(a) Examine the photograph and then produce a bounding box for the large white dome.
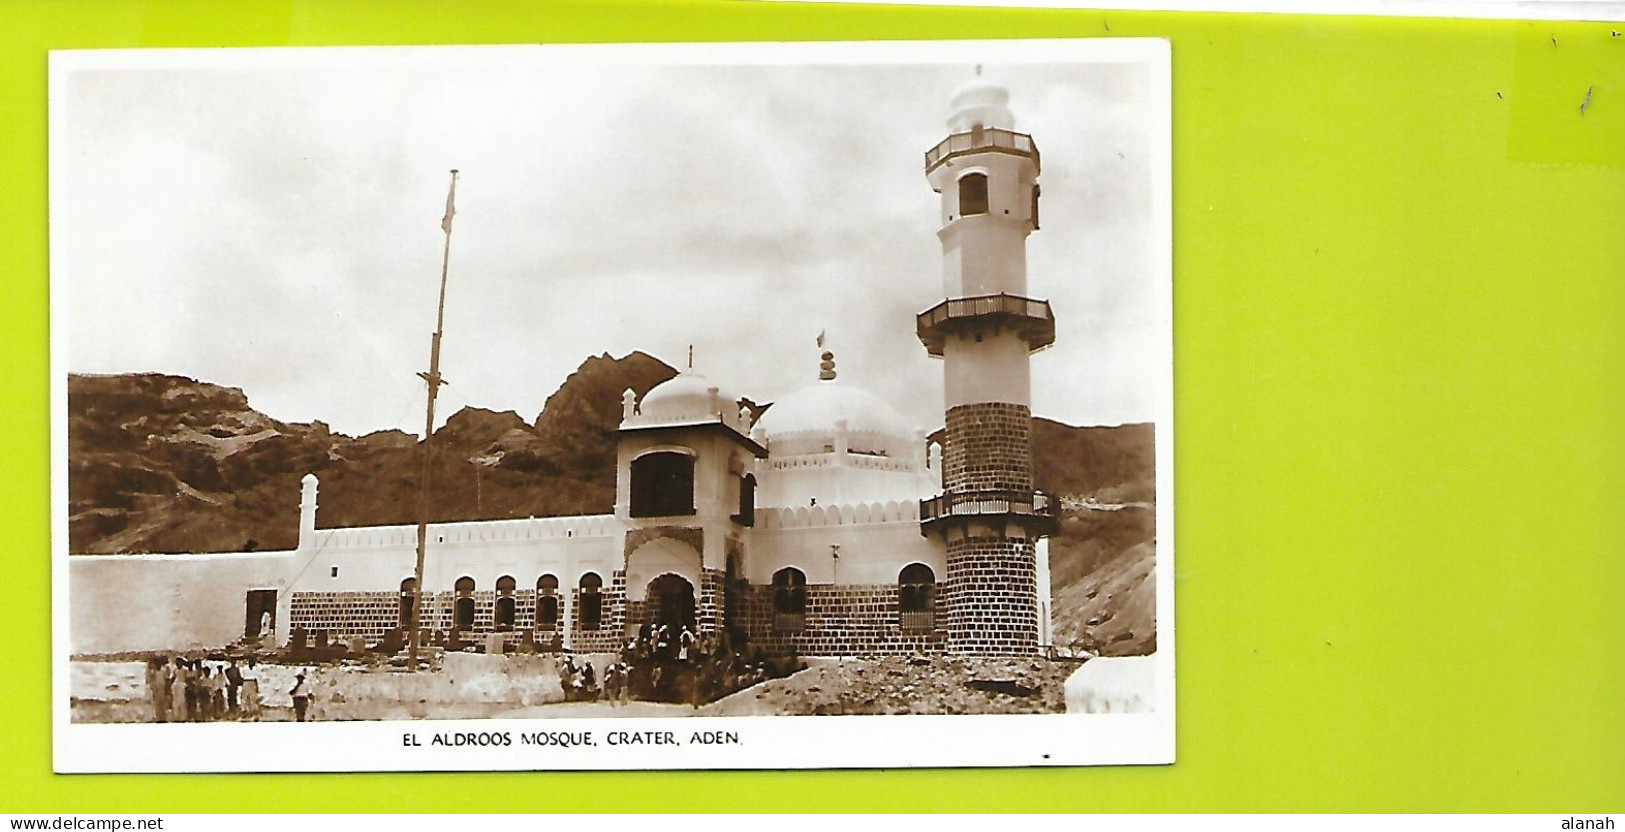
[756,379,917,457]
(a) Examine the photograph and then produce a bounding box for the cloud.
[57,49,1165,436]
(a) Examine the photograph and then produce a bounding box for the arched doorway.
[899,563,936,633]
[398,577,417,628]
[645,573,696,633]
[453,576,476,629]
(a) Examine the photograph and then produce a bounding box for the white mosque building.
[69,74,1063,659]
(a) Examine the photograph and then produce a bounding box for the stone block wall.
[288,590,399,643]
[699,569,723,635]
[567,570,627,653]
[291,587,570,648]
[732,583,946,657]
[943,534,1038,655]
[943,402,1033,493]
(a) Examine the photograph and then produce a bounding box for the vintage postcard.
[50,39,1173,772]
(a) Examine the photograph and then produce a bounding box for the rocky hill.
[66,352,678,555]
[1032,420,1157,657]
[66,362,1155,655]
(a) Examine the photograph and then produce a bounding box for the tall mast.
[408,168,459,670]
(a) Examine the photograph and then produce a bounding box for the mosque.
[70,74,1064,659]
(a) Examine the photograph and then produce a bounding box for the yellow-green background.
[3,0,1621,813]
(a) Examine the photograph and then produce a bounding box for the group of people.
[145,656,261,722]
[612,620,784,706]
[557,655,633,705]
[631,622,702,664]
[550,621,712,705]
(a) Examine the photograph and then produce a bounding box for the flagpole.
[408,169,458,671]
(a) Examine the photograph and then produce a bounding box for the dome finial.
[816,330,836,381]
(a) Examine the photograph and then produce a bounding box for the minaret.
[917,73,1056,655]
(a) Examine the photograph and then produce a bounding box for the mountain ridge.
[66,359,1156,653]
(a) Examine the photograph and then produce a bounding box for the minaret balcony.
[924,127,1041,175]
[919,489,1059,535]
[916,292,1056,356]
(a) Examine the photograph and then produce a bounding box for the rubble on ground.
[701,654,1081,716]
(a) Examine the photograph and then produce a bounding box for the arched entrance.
[645,573,696,633]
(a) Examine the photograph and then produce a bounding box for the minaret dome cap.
[948,73,1015,132]
[951,76,1009,111]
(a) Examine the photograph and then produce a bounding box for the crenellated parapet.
[755,499,921,530]
[308,513,617,551]
[763,452,920,474]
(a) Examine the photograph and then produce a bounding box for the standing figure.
[556,655,577,702]
[290,672,311,722]
[225,659,243,717]
[183,661,201,722]
[581,660,598,701]
[209,665,227,721]
[144,659,166,724]
[603,662,620,706]
[616,660,632,705]
[169,658,188,723]
[678,626,695,662]
[195,666,212,721]
[239,658,261,721]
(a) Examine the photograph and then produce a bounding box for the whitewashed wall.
[291,515,619,593]
[69,551,297,654]
[744,504,945,585]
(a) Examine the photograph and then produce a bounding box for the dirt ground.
[70,653,1086,722]
[701,654,1082,716]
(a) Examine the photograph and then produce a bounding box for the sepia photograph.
[51,39,1173,772]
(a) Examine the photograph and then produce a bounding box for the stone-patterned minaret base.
[941,402,1040,655]
[942,402,1033,493]
[944,533,1038,655]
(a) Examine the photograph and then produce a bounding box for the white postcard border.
[50,37,1175,773]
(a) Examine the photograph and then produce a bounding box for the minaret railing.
[919,489,1059,527]
[924,127,1041,174]
[916,292,1056,355]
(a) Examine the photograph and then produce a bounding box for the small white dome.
[636,371,735,424]
[951,76,1009,112]
[756,380,916,456]
[947,73,1015,132]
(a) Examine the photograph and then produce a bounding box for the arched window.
[899,563,936,633]
[630,451,696,517]
[454,576,476,630]
[772,567,807,632]
[734,473,756,526]
[494,575,516,631]
[399,577,417,627]
[536,573,559,628]
[578,572,603,631]
[958,172,989,217]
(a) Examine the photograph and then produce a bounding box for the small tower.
[298,473,319,549]
[917,73,1057,655]
[614,366,767,645]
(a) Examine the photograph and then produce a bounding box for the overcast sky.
[53,42,1167,437]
